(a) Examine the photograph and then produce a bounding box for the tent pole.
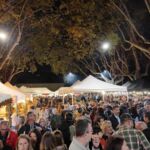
[72,94,73,105]
[63,95,64,104]
[8,101,12,127]
[127,92,129,101]
[15,97,18,116]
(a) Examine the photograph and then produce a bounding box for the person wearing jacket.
[18,112,41,135]
[0,120,18,150]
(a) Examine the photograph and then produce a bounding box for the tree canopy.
[0,0,149,83]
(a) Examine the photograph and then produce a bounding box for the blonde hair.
[16,134,33,150]
[100,120,112,133]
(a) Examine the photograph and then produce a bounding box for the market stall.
[72,75,127,101]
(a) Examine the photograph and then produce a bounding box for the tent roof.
[0,93,11,102]
[71,80,81,87]
[20,87,53,95]
[55,87,74,95]
[5,82,22,92]
[72,75,127,92]
[0,82,25,102]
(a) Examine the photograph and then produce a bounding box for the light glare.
[0,31,7,41]
[101,42,110,50]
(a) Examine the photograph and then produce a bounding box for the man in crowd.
[0,120,18,150]
[139,99,150,120]
[18,111,41,135]
[69,118,93,150]
[114,113,150,150]
[109,105,120,130]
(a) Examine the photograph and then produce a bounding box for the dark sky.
[12,65,64,84]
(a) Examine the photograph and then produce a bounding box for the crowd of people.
[0,95,150,150]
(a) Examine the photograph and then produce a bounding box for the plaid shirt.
[114,126,150,150]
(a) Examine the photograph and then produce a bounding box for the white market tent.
[71,80,81,87]
[0,82,25,102]
[20,86,54,96]
[72,75,127,92]
[5,82,22,92]
[55,87,74,96]
[0,93,11,102]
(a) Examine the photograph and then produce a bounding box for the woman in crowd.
[40,131,56,150]
[29,128,41,150]
[53,130,67,150]
[105,136,129,150]
[16,134,33,150]
[100,121,114,150]
[39,118,50,135]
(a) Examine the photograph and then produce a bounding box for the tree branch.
[112,0,150,44]
[0,23,22,70]
[144,0,150,14]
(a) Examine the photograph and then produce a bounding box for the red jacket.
[6,130,18,150]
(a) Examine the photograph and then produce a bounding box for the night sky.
[12,65,64,84]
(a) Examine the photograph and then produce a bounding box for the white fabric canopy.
[55,87,74,95]
[71,80,81,87]
[5,82,22,92]
[0,93,11,102]
[0,82,25,102]
[20,87,54,96]
[72,75,127,92]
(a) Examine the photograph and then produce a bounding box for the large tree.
[0,0,149,83]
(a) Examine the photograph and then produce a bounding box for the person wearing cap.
[114,113,150,150]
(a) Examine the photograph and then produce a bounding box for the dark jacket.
[18,122,40,135]
[143,128,150,143]
[109,114,120,130]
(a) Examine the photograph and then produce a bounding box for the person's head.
[40,131,56,150]
[75,118,92,145]
[16,134,33,150]
[29,128,41,143]
[144,111,150,123]
[39,118,46,127]
[53,130,65,146]
[144,100,150,111]
[112,106,120,116]
[120,113,133,128]
[92,125,103,148]
[26,112,36,124]
[66,112,74,124]
[101,120,113,135]
[105,136,129,150]
[20,116,25,125]
[0,121,9,135]
[135,121,147,131]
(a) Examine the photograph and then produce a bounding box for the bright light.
[0,31,7,41]
[102,91,105,95]
[68,72,74,77]
[64,72,77,85]
[101,42,111,51]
